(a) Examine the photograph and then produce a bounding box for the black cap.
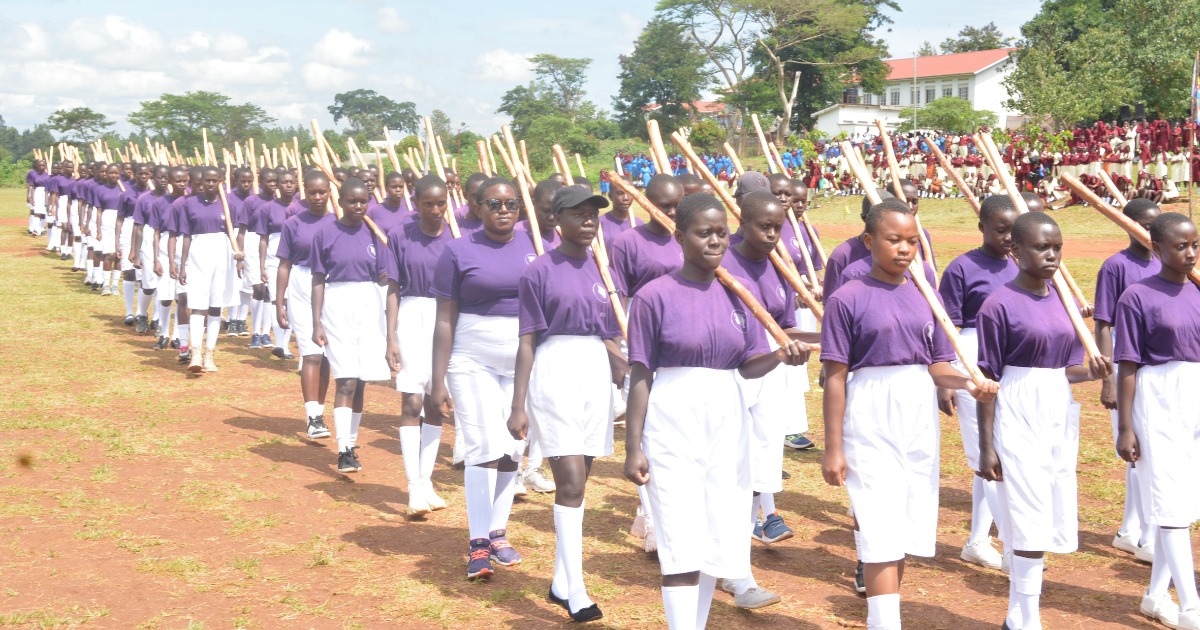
[734,171,770,197]
[552,185,610,214]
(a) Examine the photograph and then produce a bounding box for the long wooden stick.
[477,139,492,177]
[422,116,462,239]
[1097,169,1129,207]
[924,136,980,215]
[646,119,672,174]
[840,140,985,384]
[1063,174,1200,288]
[876,120,936,274]
[217,184,243,256]
[592,223,628,339]
[768,141,791,177]
[724,142,746,175]
[750,114,776,175]
[575,153,586,179]
[498,128,543,255]
[552,145,574,181]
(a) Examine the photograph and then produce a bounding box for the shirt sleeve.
[818,294,854,366]
[1112,292,1143,364]
[1093,260,1120,324]
[608,238,634,298]
[938,261,966,327]
[382,231,403,285]
[626,293,660,372]
[430,246,461,301]
[516,265,547,337]
[276,221,294,262]
[975,303,1005,379]
[309,228,328,275]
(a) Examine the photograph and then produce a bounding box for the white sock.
[333,407,352,452]
[551,515,569,599]
[464,465,497,540]
[760,492,776,516]
[1148,527,1172,598]
[249,300,262,334]
[661,585,698,630]
[750,493,762,524]
[984,478,1008,546]
[399,425,421,485]
[275,324,292,348]
[695,573,717,629]
[205,315,220,349]
[237,294,251,319]
[1121,464,1144,542]
[73,242,84,267]
[260,300,274,336]
[1161,527,1200,609]
[489,470,517,533]
[188,314,205,351]
[969,475,995,545]
[452,423,465,464]
[1011,555,1044,629]
[349,412,362,447]
[304,401,323,419]
[526,434,544,472]
[553,504,594,614]
[1005,573,1024,628]
[137,291,152,318]
[637,484,653,521]
[854,529,864,561]
[419,423,442,483]
[155,303,170,334]
[123,281,136,316]
[866,593,901,630]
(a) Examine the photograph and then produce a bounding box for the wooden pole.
[501,126,543,255]
[750,114,775,174]
[422,116,462,239]
[592,223,628,339]
[477,139,491,176]
[575,153,587,179]
[552,145,573,180]
[486,140,498,180]
[840,140,985,384]
[646,119,672,174]
[768,142,791,176]
[201,129,210,165]
[924,135,980,215]
[1097,169,1130,207]
[217,184,243,256]
[876,120,936,274]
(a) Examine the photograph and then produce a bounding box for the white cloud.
[62,16,166,66]
[474,49,533,83]
[302,62,355,92]
[0,23,49,60]
[378,7,409,34]
[309,29,372,68]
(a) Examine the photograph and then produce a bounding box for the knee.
[555,477,586,505]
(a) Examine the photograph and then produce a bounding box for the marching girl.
[600,174,635,249]
[383,174,454,517]
[936,195,1019,571]
[115,164,153,325]
[129,165,171,335]
[367,171,416,235]
[457,173,486,235]
[150,167,189,351]
[822,198,998,630]
[178,166,241,374]
[275,170,335,440]
[240,169,277,349]
[623,192,808,630]
[310,178,390,474]
[507,186,624,623]
[93,163,125,297]
[224,168,255,337]
[429,176,538,580]
[167,167,208,363]
[1094,198,1161,561]
[1114,212,1200,630]
[256,169,299,356]
[26,158,48,237]
[976,212,1111,630]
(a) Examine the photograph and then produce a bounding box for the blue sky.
[0,0,1043,138]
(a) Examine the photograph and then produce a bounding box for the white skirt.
[843,365,940,563]
[528,335,614,458]
[119,219,136,272]
[394,296,437,394]
[783,306,816,434]
[994,366,1080,553]
[286,265,322,357]
[643,367,752,578]
[99,208,118,254]
[31,187,46,216]
[68,200,79,228]
[185,233,236,310]
[242,232,262,292]
[448,314,524,466]
[320,281,390,381]
[740,338,792,494]
[1132,361,1200,527]
[951,328,983,468]
[56,196,69,224]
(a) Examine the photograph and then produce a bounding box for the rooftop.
[885,48,1016,81]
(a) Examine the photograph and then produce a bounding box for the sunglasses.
[484,198,523,213]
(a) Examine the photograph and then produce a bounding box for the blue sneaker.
[756,514,794,544]
[488,529,522,566]
[248,334,263,349]
[785,434,816,450]
[751,518,765,541]
[467,538,493,580]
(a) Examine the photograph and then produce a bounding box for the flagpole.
[1190,50,1197,218]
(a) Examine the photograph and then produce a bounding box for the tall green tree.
[328,89,419,141]
[528,54,593,123]
[939,22,1013,54]
[917,41,938,57]
[613,18,709,136]
[46,107,114,144]
[896,97,998,133]
[496,84,560,138]
[128,91,274,151]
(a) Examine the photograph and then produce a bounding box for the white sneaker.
[630,508,646,539]
[643,515,658,553]
[424,481,446,511]
[524,468,556,493]
[1135,543,1156,564]
[99,285,112,296]
[406,483,430,517]
[1140,590,1180,628]
[1180,608,1200,630]
[961,539,1004,570]
[733,587,781,609]
[1113,532,1141,555]
[513,476,528,498]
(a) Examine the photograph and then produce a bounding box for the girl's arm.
[928,362,999,402]
[384,281,401,372]
[822,361,849,486]
[428,298,459,422]
[507,333,538,440]
[310,271,327,347]
[178,234,191,286]
[604,337,628,387]
[738,340,811,380]
[275,258,292,329]
[258,234,269,285]
[1115,360,1140,463]
[623,362,654,486]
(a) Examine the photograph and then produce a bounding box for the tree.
[429,109,453,138]
[896,97,998,133]
[328,89,419,140]
[940,22,1013,54]
[128,91,274,151]
[497,84,561,138]
[688,119,726,151]
[917,41,938,57]
[613,18,709,136]
[528,54,593,123]
[46,107,113,144]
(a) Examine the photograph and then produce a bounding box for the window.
[863,93,873,106]
[943,87,953,98]
[926,88,936,104]
[911,88,918,104]
[959,86,969,100]
[891,91,900,106]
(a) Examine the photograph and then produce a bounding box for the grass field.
[0,185,1187,629]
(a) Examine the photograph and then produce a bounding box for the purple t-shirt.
[180,195,228,236]
[721,247,797,329]
[132,192,162,227]
[600,211,635,249]
[80,180,99,207]
[432,230,539,317]
[609,224,682,298]
[367,201,416,235]
[1094,248,1161,325]
[226,189,251,226]
[240,192,274,230]
[976,282,1085,378]
[517,220,560,250]
[119,187,149,218]
[939,249,1019,328]
[823,235,870,298]
[1113,276,1200,365]
[276,211,335,267]
[780,219,824,273]
[821,275,955,371]
[255,198,293,236]
[309,220,384,284]
[148,194,178,233]
[518,250,620,339]
[382,221,452,298]
[457,215,484,235]
[628,271,769,371]
[44,174,60,196]
[93,183,123,211]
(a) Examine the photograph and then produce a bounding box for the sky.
[0,0,1045,138]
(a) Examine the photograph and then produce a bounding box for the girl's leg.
[549,455,597,615]
[399,393,429,515]
[864,560,904,630]
[300,355,330,438]
[1008,551,1045,630]
[349,379,365,449]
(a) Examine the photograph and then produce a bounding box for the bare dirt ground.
[0,191,1188,629]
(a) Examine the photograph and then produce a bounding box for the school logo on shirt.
[368,244,377,259]
[923,321,935,353]
[776,286,787,302]
[791,237,800,249]
[592,282,609,303]
[525,253,537,265]
[730,308,748,332]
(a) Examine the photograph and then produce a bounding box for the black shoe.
[59,253,69,260]
[570,604,603,623]
[272,347,294,360]
[150,320,160,334]
[220,321,229,334]
[170,339,180,349]
[153,336,169,350]
[178,350,191,364]
[337,449,361,473]
[91,283,100,291]
[135,315,149,334]
[855,560,866,595]
[124,315,135,326]
[547,589,569,611]
[306,415,331,439]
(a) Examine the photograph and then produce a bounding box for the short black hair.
[979,195,1018,224]
[1011,211,1059,245]
[303,169,329,185]
[413,174,446,199]
[1021,191,1045,213]
[464,172,487,191]
[646,174,680,198]
[573,176,592,191]
[862,189,896,219]
[677,172,703,192]
[886,179,917,199]
[1149,212,1194,243]
[534,179,563,203]
[675,192,724,233]
[864,198,913,234]
[767,173,791,188]
[339,177,368,198]
[475,176,515,204]
[738,191,782,223]
[1124,198,1160,222]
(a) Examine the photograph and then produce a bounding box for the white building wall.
[814,105,904,137]
[972,61,1023,127]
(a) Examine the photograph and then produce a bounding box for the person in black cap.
[508,185,624,623]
